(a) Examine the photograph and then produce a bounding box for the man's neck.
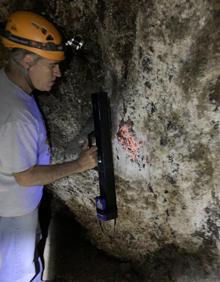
[5,65,33,95]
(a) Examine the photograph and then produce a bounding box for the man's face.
[28,57,62,91]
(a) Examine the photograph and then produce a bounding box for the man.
[0,11,97,282]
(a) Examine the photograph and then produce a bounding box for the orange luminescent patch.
[117,120,141,161]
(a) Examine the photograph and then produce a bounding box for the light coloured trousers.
[0,208,42,282]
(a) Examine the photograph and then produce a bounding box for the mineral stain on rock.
[116,118,143,162]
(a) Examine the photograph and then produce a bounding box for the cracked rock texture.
[1,0,220,281]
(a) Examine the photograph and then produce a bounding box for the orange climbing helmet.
[1,11,65,60]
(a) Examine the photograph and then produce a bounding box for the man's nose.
[54,65,61,77]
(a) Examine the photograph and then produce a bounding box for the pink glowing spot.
[116,119,140,161]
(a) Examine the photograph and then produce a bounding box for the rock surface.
[1,0,220,280]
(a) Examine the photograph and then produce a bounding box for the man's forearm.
[13,146,97,187]
[14,161,82,187]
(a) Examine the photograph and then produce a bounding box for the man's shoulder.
[0,70,41,128]
[0,99,38,132]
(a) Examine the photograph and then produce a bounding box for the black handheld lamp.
[90,92,118,221]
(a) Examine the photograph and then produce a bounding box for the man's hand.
[76,146,98,173]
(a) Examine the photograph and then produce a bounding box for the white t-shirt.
[0,69,51,216]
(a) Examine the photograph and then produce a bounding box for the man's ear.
[20,54,35,70]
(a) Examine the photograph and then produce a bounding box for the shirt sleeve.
[0,120,39,173]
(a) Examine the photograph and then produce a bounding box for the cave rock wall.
[1,0,220,280]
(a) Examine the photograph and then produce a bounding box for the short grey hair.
[8,48,40,67]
